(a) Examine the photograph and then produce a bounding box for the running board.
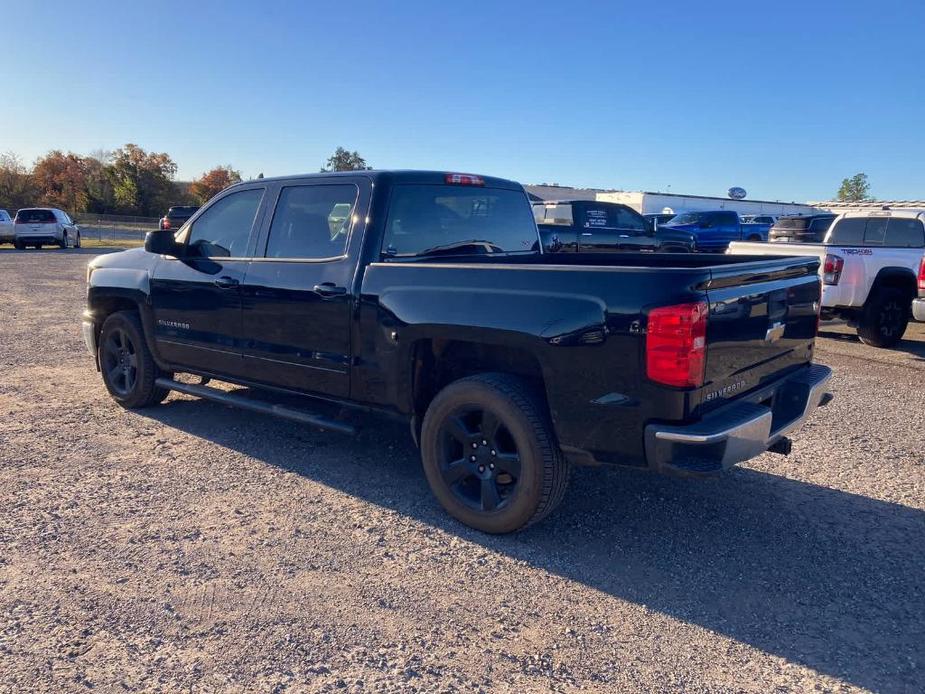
[155,378,356,435]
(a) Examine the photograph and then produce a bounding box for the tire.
[420,373,570,533]
[59,233,68,249]
[98,311,170,408]
[13,241,24,250]
[857,287,910,348]
[35,244,42,250]
[747,234,762,242]
[75,232,81,248]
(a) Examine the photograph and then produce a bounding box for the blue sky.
[2,0,923,201]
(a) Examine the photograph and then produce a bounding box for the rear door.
[149,185,267,377]
[700,257,821,411]
[239,177,370,398]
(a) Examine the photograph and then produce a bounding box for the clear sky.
[2,0,923,202]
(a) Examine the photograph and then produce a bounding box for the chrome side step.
[155,378,356,435]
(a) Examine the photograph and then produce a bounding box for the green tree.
[837,173,872,202]
[83,151,116,214]
[107,144,179,216]
[321,147,370,172]
[0,152,38,211]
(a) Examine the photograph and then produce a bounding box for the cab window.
[264,184,358,259]
[884,218,925,247]
[185,188,264,258]
[827,218,865,244]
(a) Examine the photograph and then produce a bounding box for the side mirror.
[145,229,182,256]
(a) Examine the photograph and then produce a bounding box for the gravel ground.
[0,247,923,693]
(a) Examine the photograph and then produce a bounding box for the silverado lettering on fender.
[82,170,833,533]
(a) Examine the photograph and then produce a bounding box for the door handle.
[313,283,347,297]
[213,276,239,289]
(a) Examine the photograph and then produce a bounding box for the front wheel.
[75,232,81,248]
[13,240,24,250]
[857,288,909,348]
[59,233,68,249]
[99,311,170,408]
[420,373,570,533]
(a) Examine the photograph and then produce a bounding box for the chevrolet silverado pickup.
[731,209,925,348]
[82,170,832,533]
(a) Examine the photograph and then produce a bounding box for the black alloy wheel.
[437,406,522,513]
[101,326,139,397]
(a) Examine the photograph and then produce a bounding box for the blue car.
[661,210,771,252]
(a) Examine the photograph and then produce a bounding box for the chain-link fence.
[73,212,160,245]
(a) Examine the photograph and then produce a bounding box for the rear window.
[534,203,574,226]
[383,185,539,257]
[827,216,925,247]
[773,217,810,230]
[15,209,56,223]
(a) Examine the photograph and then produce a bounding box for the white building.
[595,191,818,217]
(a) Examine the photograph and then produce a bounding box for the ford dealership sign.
[727,186,747,200]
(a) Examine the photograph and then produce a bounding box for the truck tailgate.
[700,256,821,412]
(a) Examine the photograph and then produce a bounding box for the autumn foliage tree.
[190,165,242,204]
[0,152,38,211]
[32,151,89,212]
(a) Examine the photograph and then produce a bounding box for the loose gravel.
[0,247,923,693]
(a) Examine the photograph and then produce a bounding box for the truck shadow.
[818,328,925,360]
[142,395,923,691]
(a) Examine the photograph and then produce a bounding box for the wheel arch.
[867,266,917,305]
[408,338,548,440]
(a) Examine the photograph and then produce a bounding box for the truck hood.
[89,246,158,272]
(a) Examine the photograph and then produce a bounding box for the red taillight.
[444,173,484,186]
[917,256,925,291]
[823,253,844,285]
[646,301,708,388]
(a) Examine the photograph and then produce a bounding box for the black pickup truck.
[533,200,696,253]
[83,170,832,533]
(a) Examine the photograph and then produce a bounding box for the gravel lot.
[1,248,923,693]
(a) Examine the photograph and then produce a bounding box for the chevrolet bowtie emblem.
[765,321,785,343]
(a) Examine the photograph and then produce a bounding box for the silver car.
[13,208,81,249]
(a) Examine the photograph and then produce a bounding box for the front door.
[150,186,266,377]
[239,180,366,398]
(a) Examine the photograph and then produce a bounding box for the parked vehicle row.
[0,208,83,249]
[82,170,832,534]
[730,209,925,347]
[533,200,695,253]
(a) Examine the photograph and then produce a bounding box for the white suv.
[729,209,925,347]
[13,208,81,250]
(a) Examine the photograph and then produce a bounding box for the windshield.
[666,212,702,225]
[383,185,539,257]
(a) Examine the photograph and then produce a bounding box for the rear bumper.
[16,234,60,244]
[912,298,925,322]
[644,364,833,476]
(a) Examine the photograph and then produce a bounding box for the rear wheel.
[13,240,24,250]
[420,373,570,533]
[747,234,762,242]
[857,287,909,348]
[99,311,170,408]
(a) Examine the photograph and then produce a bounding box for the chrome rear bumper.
[912,298,925,322]
[645,364,833,476]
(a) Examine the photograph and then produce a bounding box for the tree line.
[0,144,243,218]
[0,145,372,218]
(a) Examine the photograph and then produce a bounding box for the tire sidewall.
[99,312,152,406]
[421,377,547,533]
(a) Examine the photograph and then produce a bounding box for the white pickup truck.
[730,209,925,348]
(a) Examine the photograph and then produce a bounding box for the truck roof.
[837,209,925,221]
[231,170,524,191]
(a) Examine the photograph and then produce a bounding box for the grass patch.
[80,238,144,249]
